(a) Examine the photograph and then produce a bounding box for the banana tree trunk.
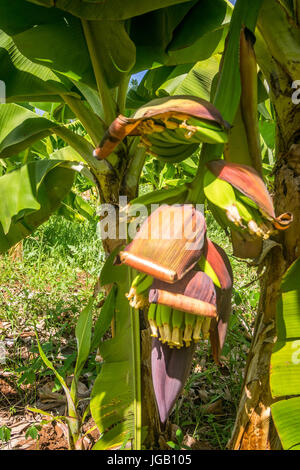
[229,0,300,449]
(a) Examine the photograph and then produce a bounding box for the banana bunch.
[204,160,293,241]
[93,95,230,163]
[140,114,228,163]
[148,304,212,348]
[126,273,153,309]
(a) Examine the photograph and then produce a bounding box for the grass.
[0,215,103,407]
[0,210,260,450]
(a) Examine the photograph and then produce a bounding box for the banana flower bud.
[120,204,206,283]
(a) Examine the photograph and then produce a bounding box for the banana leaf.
[0,160,79,253]
[131,0,230,72]
[0,103,55,158]
[0,103,98,172]
[270,258,300,450]
[0,30,74,103]
[57,190,96,223]
[90,268,141,450]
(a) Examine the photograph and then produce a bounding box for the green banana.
[171,309,185,348]
[201,317,211,340]
[126,274,153,308]
[132,272,148,287]
[183,312,196,347]
[160,305,172,344]
[135,275,154,294]
[198,255,221,288]
[204,167,275,240]
[156,304,166,344]
[148,303,158,338]
[192,317,204,342]
[148,303,215,350]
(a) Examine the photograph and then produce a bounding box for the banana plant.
[0,0,296,451]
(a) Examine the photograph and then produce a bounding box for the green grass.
[0,215,103,401]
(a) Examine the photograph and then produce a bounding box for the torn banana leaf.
[94,95,230,161]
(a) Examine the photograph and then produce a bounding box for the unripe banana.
[160,305,172,344]
[148,303,158,337]
[201,316,211,340]
[126,274,153,308]
[135,275,153,294]
[192,316,204,342]
[156,304,166,343]
[171,309,185,348]
[183,312,196,347]
[198,255,221,288]
[132,272,148,288]
[235,198,269,239]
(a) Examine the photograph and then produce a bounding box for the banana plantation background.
[0,0,300,451]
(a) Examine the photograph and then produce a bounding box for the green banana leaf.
[164,55,220,100]
[270,258,300,450]
[213,0,263,122]
[0,103,98,172]
[35,330,77,423]
[166,0,227,51]
[127,55,220,111]
[126,66,177,110]
[74,297,94,379]
[131,3,229,73]
[0,103,55,158]
[0,30,74,103]
[0,159,78,253]
[90,267,141,450]
[57,190,96,223]
[90,286,117,353]
[0,0,229,90]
